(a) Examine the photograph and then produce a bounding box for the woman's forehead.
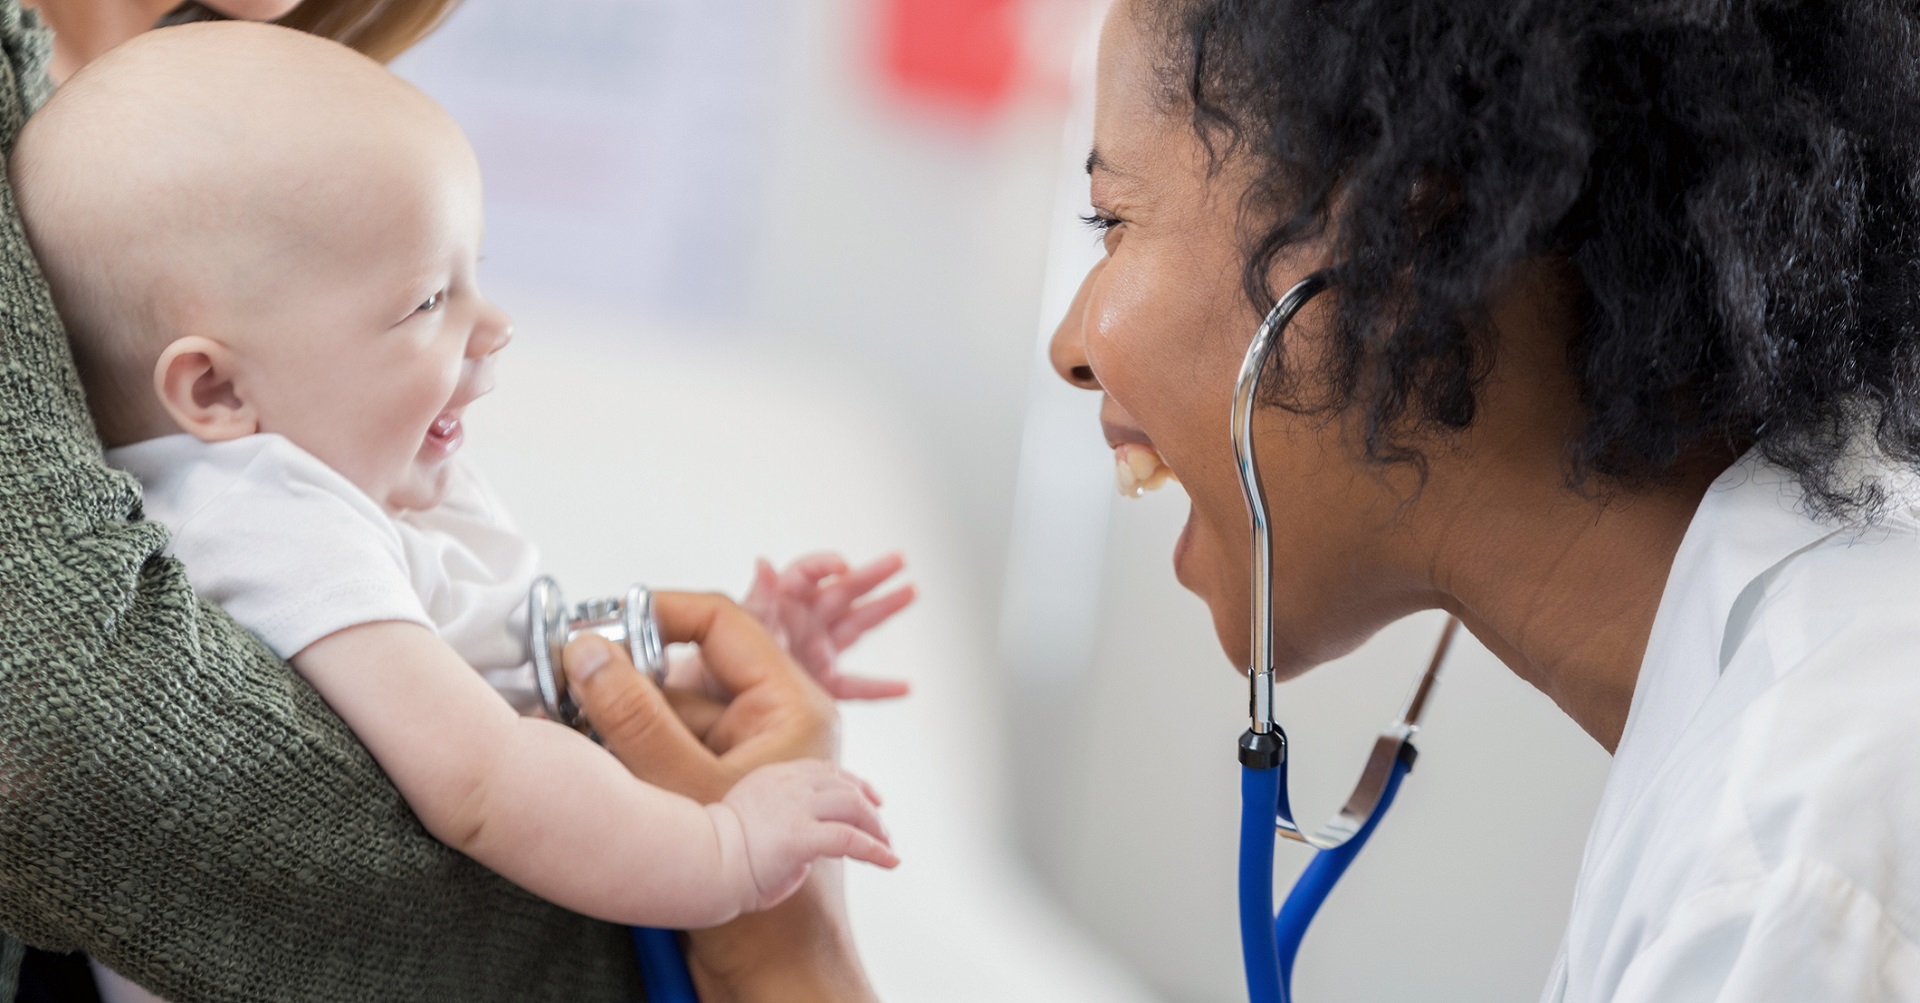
[1093,0,1164,143]
[1090,1,1219,194]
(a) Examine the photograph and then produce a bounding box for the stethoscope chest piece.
[526,576,667,731]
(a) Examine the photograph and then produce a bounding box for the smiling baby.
[9,18,907,997]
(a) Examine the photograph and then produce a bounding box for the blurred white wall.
[397,2,1616,1001]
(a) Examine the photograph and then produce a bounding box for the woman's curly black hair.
[1153,0,1920,514]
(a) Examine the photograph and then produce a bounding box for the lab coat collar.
[1547,446,1920,1003]
[1655,445,1920,680]
[1662,455,1840,676]
[1586,449,1895,881]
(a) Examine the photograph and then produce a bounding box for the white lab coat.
[1543,453,1920,1002]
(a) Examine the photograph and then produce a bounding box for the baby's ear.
[153,336,257,442]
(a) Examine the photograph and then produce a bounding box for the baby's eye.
[415,291,445,314]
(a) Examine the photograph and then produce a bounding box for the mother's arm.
[566,593,881,1003]
[0,6,637,1001]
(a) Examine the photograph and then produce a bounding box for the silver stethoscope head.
[527,577,668,732]
[1231,271,1459,849]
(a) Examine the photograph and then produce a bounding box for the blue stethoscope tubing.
[1239,738,1417,1003]
[631,926,697,1001]
[1232,272,1459,1003]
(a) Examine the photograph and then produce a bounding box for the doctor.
[569,0,1920,997]
[1040,0,1920,999]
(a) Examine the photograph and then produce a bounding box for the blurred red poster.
[879,0,1022,113]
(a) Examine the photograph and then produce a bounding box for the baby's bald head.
[11,21,477,444]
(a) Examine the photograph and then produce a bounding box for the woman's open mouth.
[1114,441,1178,497]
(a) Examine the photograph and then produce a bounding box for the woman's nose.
[468,301,513,359]
[1049,260,1103,391]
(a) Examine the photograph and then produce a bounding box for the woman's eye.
[415,291,444,314]
[1080,212,1119,234]
[1080,212,1123,253]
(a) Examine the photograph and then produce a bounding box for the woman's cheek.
[1084,252,1157,375]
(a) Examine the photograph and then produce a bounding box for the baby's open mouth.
[426,411,463,451]
[1114,442,1177,498]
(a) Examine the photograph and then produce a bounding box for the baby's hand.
[715,760,898,912]
[740,552,915,700]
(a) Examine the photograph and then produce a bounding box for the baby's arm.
[293,621,897,928]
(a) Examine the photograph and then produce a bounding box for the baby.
[9,17,911,991]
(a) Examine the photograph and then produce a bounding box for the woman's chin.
[1211,613,1252,674]
[1159,507,1190,576]
[1173,519,1223,619]
[1175,513,1253,670]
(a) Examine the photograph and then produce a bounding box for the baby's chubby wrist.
[703,802,764,920]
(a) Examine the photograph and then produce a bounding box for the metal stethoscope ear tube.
[525,577,668,732]
[1233,272,1461,1003]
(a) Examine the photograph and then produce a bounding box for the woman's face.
[1050,0,1427,676]
[199,1,305,19]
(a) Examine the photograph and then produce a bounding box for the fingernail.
[571,638,610,680]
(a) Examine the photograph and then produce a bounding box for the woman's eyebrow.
[1086,147,1133,177]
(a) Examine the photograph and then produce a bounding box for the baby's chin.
[384,461,454,513]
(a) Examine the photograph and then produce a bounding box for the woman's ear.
[153,336,258,442]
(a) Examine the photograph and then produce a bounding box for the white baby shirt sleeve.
[392,459,541,673]
[108,434,433,659]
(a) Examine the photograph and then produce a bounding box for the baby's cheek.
[396,369,457,429]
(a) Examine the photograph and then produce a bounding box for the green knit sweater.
[0,7,640,1000]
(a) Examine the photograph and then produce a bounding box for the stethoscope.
[1234,271,1459,1003]
[519,271,1459,1003]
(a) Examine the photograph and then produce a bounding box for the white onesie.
[105,432,548,712]
[93,433,550,1003]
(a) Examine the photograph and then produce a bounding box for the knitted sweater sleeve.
[0,7,638,1001]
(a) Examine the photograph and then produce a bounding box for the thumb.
[741,558,779,625]
[565,634,735,803]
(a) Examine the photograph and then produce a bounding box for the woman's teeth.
[1114,442,1177,498]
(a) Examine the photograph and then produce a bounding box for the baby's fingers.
[778,552,851,594]
[816,554,908,614]
[740,558,781,624]
[805,822,900,870]
[827,584,917,649]
[842,769,885,806]
[824,674,912,701]
[812,778,890,845]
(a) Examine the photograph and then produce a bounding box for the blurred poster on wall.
[871,0,1087,122]
[877,0,1021,113]
[394,0,782,322]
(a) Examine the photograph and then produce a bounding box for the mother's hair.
[166,0,460,63]
[1151,0,1920,514]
